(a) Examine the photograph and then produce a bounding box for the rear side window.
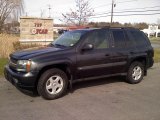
[129,30,148,46]
[125,30,136,47]
[112,30,126,48]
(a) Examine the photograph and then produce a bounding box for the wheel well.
[131,57,146,67]
[35,64,72,87]
[129,57,147,75]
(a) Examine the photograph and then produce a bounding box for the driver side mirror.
[82,43,94,51]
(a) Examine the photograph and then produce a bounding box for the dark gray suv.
[4,27,154,100]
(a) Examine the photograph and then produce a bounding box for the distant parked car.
[58,29,68,35]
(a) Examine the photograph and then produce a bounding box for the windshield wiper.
[48,43,55,47]
[54,44,67,48]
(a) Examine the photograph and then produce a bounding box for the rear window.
[128,30,148,46]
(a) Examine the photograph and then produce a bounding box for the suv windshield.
[52,30,86,47]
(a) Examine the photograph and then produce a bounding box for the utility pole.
[41,9,44,18]
[25,12,28,17]
[111,0,116,25]
[48,5,51,18]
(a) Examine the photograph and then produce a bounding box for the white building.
[142,25,159,38]
[156,29,160,37]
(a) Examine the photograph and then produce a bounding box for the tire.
[37,68,68,100]
[126,62,144,84]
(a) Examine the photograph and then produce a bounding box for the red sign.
[31,23,48,34]
[36,29,48,34]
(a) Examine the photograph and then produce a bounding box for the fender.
[36,58,75,76]
[126,52,147,72]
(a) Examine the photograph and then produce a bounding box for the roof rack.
[101,26,110,29]
[100,26,140,30]
[121,27,136,29]
[110,27,135,29]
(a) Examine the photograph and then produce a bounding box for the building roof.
[20,17,53,20]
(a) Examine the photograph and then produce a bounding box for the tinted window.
[112,30,126,48]
[85,30,109,49]
[125,30,136,47]
[53,30,86,47]
[129,30,148,46]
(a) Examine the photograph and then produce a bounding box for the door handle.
[105,54,110,56]
[116,52,123,55]
[130,51,136,54]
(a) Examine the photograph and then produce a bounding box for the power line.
[93,0,159,23]
[55,12,160,21]
[116,5,160,11]
[56,10,160,22]
[106,9,160,15]
[93,9,160,17]
[55,7,160,22]
[113,12,160,16]
[110,0,137,25]
[94,5,160,15]
[115,9,160,13]
[89,12,160,19]
[94,0,138,9]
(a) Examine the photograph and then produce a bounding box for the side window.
[129,30,148,46]
[125,30,136,47]
[112,30,126,48]
[85,30,109,49]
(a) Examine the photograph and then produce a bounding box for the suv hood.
[11,46,63,60]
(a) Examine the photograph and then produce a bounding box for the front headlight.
[17,60,32,72]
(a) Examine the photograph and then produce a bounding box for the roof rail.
[101,26,139,30]
[109,27,137,29]
[121,27,135,29]
[101,26,110,29]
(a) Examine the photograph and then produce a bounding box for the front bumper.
[147,57,154,68]
[4,65,38,90]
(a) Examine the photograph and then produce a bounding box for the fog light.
[13,78,18,84]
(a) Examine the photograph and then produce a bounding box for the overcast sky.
[24,0,160,24]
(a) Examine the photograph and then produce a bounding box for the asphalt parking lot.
[0,63,160,120]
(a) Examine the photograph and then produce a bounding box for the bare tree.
[0,0,24,33]
[61,0,94,26]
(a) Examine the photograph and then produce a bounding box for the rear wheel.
[126,62,144,84]
[37,68,68,100]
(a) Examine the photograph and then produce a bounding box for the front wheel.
[37,68,68,100]
[126,62,144,84]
